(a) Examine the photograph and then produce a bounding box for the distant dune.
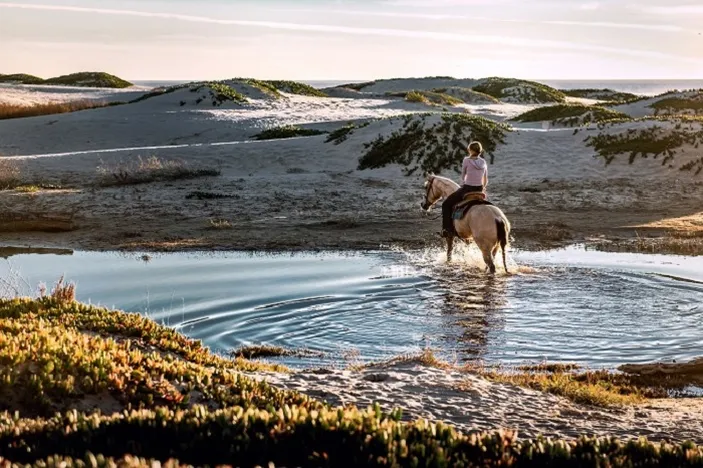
[0,71,133,89]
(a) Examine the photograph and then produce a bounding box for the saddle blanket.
[452,193,493,220]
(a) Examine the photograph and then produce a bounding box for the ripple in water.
[1,245,702,369]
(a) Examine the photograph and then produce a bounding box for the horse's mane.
[428,174,459,188]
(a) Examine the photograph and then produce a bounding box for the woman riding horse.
[441,141,487,238]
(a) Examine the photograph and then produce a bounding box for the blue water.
[2,246,702,369]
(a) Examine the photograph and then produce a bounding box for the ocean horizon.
[131,79,703,96]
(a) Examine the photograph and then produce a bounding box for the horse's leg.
[446,236,454,263]
[478,240,496,274]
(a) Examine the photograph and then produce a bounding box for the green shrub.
[432,87,500,104]
[512,104,631,126]
[472,77,566,103]
[0,73,45,85]
[357,113,511,175]
[44,72,133,89]
[325,121,371,144]
[562,88,640,102]
[389,90,463,106]
[264,80,328,97]
[651,95,703,115]
[252,125,326,140]
[585,122,703,166]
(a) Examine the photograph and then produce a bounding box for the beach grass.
[0,158,21,190]
[0,71,132,88]
[0,100,121,120]
[388,90,464,106]
[0,73,45,85]
[96,156,221,186]
[651,95,703,115]
[325,121,371,144]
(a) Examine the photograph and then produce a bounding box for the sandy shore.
[246,361,703,443]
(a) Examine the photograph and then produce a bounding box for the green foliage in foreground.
[472,77,566,103]
[512,104,631,126]
[2,299,703,466]
[3,403,703,466]
[562,88,640,102]
[0,73,45,85]
[358,113,511,175]
[252,125,326,140]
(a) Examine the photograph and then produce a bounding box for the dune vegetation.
[650,93,703,115]
[252,125,326,140]
[585,118,703,167]
[387,90,463,106]
[512,103,631,126]
[356,113,511,175]
[1,293,703,466]
[562,88,640,102]
[0,73,45,85]
[472,77,566,104]
[432,87,500,104]
[0,72,133,88]
[96,156,221,186]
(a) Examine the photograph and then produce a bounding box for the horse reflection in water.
[427,255,510,363]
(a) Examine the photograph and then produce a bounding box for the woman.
[441,141,488,238]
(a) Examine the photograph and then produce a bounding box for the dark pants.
[442,185,483,233]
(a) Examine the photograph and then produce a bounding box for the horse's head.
[420,174,442,211]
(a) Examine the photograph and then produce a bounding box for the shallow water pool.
[1,245,702,369]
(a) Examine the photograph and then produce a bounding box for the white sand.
[0,83,150,106]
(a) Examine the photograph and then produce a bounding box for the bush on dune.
[1,296,703,466]
[562,88,640,102]
[472,77,566,104]
[585,117,703,168]
[512,104,631,126]
[357,113,511,175]
[389,90,464,106]
[44,72,133,89]
[0,73,45,85]
[0,159,21,190]
[650,94,703,115]
[252,125,326,140]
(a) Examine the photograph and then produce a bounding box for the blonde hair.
[468,141,483,156]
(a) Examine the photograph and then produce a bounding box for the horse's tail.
[495,218,508,273]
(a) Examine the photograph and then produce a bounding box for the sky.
[0,0,702,81]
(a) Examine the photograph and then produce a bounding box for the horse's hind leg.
[446,236,454,263]
[480,242,496,274]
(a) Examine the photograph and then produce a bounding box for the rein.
[423,177,444,220]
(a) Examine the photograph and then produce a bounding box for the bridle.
[422,177,443,219]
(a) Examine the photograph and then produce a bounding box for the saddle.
[452,192,493,220]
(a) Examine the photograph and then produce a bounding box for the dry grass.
[595,230,703,256]
[0,159,20,190]
[357,349,690,408]
[208,218,232,230]
[37,275,76,304]
[96,156,221,186]
[0,100,118,120]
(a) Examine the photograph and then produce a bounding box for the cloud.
[0,2,696,63]
[579,2,601,10]
[640,4,703,15]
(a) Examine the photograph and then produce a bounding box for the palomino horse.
[420,174,511,274]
